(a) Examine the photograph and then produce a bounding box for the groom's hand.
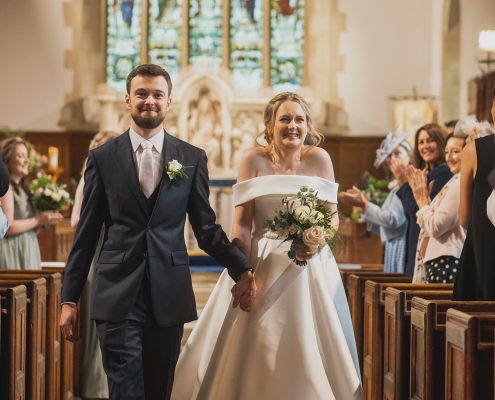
[60,303,79,342]
[232,269,256,312]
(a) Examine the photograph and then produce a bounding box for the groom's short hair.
[126,64,173,96]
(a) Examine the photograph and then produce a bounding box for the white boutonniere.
[166,159,189,181]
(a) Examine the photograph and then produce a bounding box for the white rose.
[287,196,302,209]
[168,160,182,172]
[309,211,325,224]
[36,188,44,196]
[51,193,62,202]
[294,205,311,222]
[62,190,70,199]
[44,188,53,196]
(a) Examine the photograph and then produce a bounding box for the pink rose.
[302,226,326,250]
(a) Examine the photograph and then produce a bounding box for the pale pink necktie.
[139,141,155,198]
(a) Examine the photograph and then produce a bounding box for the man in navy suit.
[59,64,256,399]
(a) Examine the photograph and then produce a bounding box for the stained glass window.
[106,1,306,92]
[148,0,183,82]
[230,1,264,91]
[106,0,143,91]
[270,0,305,90]
[188,0,223,66]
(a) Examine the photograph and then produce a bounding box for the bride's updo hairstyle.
[259,92,324,154]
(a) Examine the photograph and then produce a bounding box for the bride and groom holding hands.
[60,64,363,400]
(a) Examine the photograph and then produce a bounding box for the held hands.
[231,269,257,312]
[37,211,63,227]
[405,165,430,208]
[59,303,78,342]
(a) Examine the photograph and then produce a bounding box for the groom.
[59,64,256,399]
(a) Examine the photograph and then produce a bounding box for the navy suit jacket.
[62,131,250,327]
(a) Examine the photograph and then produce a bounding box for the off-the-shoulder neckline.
[234,174,336,186]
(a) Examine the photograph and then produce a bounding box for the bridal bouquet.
[29,171,72,211]
[264,186,339,266]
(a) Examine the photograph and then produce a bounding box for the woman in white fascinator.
[339,128,412,273]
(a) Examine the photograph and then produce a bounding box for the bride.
[172,92,363,400]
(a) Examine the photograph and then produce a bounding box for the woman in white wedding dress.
[172,92,363,400]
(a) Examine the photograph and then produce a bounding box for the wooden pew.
[0,284,27,400]
[339,263,383,295]
[0,277,47,400]
[445,309,495,400]
[42,266,77,400]
[346,273,410,370]
[382,286,453,400]
[410,298,495,400]
[362,281,450,400]
[0,271,62,400]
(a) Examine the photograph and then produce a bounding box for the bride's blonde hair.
[258,92,324,155]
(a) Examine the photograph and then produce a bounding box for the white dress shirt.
[129,128,164,192]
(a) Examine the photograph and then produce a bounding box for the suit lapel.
[149,132,178,220]
[111,131,148,216]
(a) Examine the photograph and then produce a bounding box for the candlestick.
[48,147,59,170]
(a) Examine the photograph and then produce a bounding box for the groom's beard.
[131,111,166,129]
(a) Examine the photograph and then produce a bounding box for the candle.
[48,147,59,170]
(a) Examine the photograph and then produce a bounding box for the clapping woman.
[339,129,412,273]
[392,123,452,277]
[407,134,467,283]
[0,137,63,269]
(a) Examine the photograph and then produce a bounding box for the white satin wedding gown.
[172,175,363,400]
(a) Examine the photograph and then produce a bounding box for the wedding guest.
[407,134,467,283]
[0,158,9,237]
[444,119,458,135]
[172,92,363,399]
[454,88,495,300]
[71,130,119,400]
[392,123,452,277]
[453,116,494,142]
[0,137,63,269]
[339,129,411,273]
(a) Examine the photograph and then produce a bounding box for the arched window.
[106,0,305,92]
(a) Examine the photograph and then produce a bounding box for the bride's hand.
[231,270,257,312]
[295,246,318,261]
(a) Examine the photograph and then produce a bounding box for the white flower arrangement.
[29,171,72,211]
[165,159,189,181]
[264,186,339,266]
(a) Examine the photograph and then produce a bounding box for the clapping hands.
[338,186,369,209]
[389,157,407,185]
[405,165,431,208]
[231,269,257,312]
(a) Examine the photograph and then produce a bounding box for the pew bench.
[0,270,63,400]
[0,284,27,400]
[362,281,452,400]
[445,309,495,400]
[382,286,453,400]
[410,298,495,400]
[0,277,47,400]
[346,273,409,370]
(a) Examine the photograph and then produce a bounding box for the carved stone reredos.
[95,63,321,179]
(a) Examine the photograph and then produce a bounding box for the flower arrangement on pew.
[29,171,72,212]
[264,186,339,266]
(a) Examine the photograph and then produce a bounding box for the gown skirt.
[172,175,363,400]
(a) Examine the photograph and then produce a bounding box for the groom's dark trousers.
[61,131,251,400]
[96,264,183,400]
